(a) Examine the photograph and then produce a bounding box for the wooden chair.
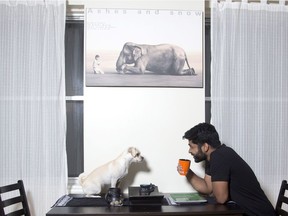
[0,180,31,216]
[275,180,288,216]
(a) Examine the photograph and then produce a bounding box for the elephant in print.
[116,42,196,75]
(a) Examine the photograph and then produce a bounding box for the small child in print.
[93,54,104,74]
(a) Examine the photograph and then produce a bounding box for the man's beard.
[193,148,207,163]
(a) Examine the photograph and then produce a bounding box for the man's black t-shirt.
[205,144,276,216]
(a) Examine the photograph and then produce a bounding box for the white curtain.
[211,0,288,205]
[0,1,67,215]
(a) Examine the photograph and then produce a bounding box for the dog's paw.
[110,200,123,206]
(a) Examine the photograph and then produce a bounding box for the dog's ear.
[128,147,140,157]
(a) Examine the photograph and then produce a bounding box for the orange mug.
[178,159,191,176]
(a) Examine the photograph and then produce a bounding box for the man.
[178,122,276,216]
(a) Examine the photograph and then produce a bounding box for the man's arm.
[212,181,229,204]
[185,169,213,195]
[186,170,229,203]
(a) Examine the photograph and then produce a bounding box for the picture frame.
[85,8,203,88]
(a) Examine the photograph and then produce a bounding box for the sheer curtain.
[211,0,288,205]
[0,1,67,215]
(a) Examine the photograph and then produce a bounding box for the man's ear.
[202,143,210,152]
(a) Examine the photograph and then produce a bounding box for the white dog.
[78,147,144,196]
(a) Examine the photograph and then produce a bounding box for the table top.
[47,202,244,216]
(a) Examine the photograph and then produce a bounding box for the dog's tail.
[78,173,87,186]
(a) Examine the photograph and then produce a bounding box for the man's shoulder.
[218,144,234,151]
[213,144,238,158]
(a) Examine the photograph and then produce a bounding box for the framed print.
[85,8,203,88]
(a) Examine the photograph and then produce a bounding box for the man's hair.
[183,123,221,148]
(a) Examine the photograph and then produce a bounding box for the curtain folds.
[211,0,288,205]
[0,1,67,215]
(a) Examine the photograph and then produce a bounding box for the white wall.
[83,0,205,194]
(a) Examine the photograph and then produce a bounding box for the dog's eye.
[136,153,140,157]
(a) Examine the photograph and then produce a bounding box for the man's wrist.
[186,169,194,180]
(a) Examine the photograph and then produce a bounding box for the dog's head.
[127,147,144,163]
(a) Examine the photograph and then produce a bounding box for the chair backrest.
[276,180,288,216]
[0,180,31,216]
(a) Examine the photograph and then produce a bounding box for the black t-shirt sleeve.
[205,161,211,175]
[210,151,230,182]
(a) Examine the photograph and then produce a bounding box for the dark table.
[46,195,245,216]
[46,204,244,216]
